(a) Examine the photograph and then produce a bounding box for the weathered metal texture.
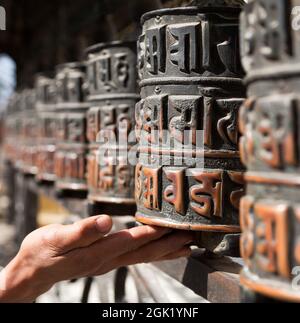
[86,41,139,205]
[239,0,300,303]
[20,89,39,175]
[54,62,89,192]
[35,75,57,182]
[135,3,246,232]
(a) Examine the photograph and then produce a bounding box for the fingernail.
[96,215,112,233]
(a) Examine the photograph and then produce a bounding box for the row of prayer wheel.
[3,0,300,302]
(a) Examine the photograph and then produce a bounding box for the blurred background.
[0,0,190,97]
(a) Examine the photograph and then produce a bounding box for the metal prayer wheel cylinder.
[4,95,13,162]
[54,63,89,192]
[86,41,139,207]
[16,91,26,172]
[239,0,300,302]
[8,93,23,167]
[4,93,21,164]
[135,2,246,232]
[35,75,57,182]
[20,89,38,175]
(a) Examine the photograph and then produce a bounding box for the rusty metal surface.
[239,0,300,303]
[54,62,89,193]
[135,3,246,232]
[86,41,139,210]
[35,75,57,183]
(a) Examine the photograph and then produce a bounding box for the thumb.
[45,215,113,254]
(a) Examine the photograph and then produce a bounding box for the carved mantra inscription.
[87,152,133,195]
[239,95,298,170]
[37,149,55,176]
[241,196,300,279]
[54,114,87,184]
[87,107,101,143]
[55,152,86,180]
[86,102,135,197]
[87,51,133,94]
[139,20,240,77]
[241,0,292,72]
[135,164,244,218]
[136,95,243,150]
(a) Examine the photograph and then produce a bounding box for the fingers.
[90,225,172,262]
[43,215,113,254]
[97,230,194,274]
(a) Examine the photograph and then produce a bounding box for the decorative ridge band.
[139,76,244,88]
[141,6,243,24]
[138,146,240,158]
[87,93,140,102]
[56,102,90,110]
[246,171,300,187]
[245,64,300,85]
[136,213,241,233]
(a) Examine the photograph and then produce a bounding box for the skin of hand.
[0,215,194,303]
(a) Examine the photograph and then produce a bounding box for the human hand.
[0,215,194,303]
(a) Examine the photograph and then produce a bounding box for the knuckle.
[19,226,60,257]
[40,224,63,246]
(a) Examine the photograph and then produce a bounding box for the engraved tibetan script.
[241,197,291,278]
[169,23,199,74]
[239,96,298,169]
[189,170,223,218]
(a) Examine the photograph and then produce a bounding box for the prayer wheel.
[86,41,139,213]
[20,89,38,176]
[239,0,300,303]
[4,93,21,165]
[135,1,246,233]
[35,75,57,183]
[54,62,89,193]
